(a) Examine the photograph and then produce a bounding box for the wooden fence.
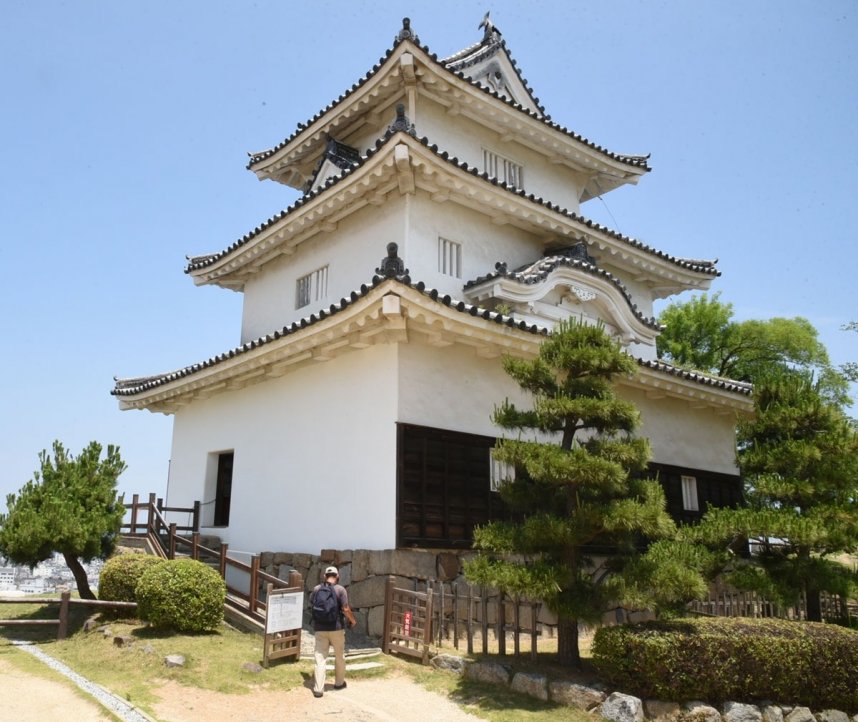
[407,579,851,663]
[120,494,294,628]
[408,580,545,660]
[0,590,138,640]
[688,589,849,622]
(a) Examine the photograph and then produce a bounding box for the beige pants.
[313,629,345,693]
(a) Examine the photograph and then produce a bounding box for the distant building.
[0,567,16,591]
[113,17,752,556]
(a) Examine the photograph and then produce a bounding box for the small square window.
[296,265,328,309]
[681,475,699,512]
[438,237,462,278]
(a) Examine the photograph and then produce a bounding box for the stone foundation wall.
[259,547,570,638]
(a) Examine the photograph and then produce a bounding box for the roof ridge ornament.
[396,17,418,43]
[377,242,410,280]
[388,103,416,135]
[479,11,501,41]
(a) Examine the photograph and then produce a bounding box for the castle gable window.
[438,237,462,278]
[482,148,523,189]
[296,265,328,309]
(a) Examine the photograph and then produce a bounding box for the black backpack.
[312,583,340,626]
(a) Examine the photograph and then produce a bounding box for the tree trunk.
[63,552,95,600]
[805,587,822,622]
[557,616,581,666]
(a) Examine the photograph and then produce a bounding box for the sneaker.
[333,682,347,690]
[313,691,323,698]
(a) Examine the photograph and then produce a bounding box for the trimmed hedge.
[592,617,858,712]
[136,558,226,633]
[98,554,165,609]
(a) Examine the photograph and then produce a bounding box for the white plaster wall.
[240,199,406,342]
[405,192,543,299]
[397,340,530,437]
[417,100,584,213]
[621,387,740,475]
[167,344,399,554]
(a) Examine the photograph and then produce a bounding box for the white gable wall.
[405,193,542,299]
[166,343,399,554]
[240,198,406,342]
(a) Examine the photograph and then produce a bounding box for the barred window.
[490,455,514,492]
[295,265,328,309]
[483,148,523,188]
[438,237,462,278]
[681,475,699,512]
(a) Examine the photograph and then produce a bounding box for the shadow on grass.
[0,600,93,645]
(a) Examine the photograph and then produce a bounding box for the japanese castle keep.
[113,17,753,556]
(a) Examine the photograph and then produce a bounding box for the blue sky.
[1,1,856,512]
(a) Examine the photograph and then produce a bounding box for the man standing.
[310,565,357,698]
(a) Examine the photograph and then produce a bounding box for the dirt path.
[0,657,113,722]
[151,672,483,722]
[0,646,483,722]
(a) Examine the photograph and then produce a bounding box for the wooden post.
[512,598,520,658]
[480,586,488,654]
[219,543,229,579]
[530,602,539,661]
[453,583,460,651]
[382,576,395,655]
[249,555,260,615]
[497,592,506,656]
[437,580,445,646]
[423,585,434,664]
[157,497,164,513]
[466,584,474,655]
[129,493,140,533]
[169,523,177,559]
[191,532,200,560]
[192,501,201,532]
[57,590,71,640]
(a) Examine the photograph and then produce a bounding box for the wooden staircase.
[120,493,301,635]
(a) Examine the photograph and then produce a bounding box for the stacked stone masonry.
[447,662,858,722]
[262,546,566,637]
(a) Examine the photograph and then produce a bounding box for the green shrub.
[98,554,165,611]
[592,617,858,712]
[135,558,226,633]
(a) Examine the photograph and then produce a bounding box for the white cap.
[324,566,339,577]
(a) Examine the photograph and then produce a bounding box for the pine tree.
[465,319,679,666]
[0,441,127,599]
[692,372,858,621]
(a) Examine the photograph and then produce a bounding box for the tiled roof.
[246,23,649,173]
[191,130,716,278]
[113,275,544,397]
[113,274,751,399]
[464,250,663,330]
[636,358,753,395]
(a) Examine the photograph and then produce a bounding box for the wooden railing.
[0,591,137,640]
[121,494,293,627]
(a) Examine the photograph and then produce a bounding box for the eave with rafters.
[113,277,752,417]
